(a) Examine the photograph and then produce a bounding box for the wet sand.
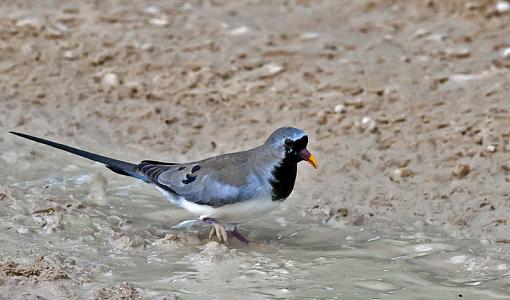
[1,0,510,298]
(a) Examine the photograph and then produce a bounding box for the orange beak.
[299,148,318,169]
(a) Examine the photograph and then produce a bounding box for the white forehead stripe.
[290,131,305,140]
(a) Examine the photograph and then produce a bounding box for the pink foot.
[231,227,249,244]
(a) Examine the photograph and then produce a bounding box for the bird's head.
[265,127,318,169]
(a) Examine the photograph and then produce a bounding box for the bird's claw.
[203,218,229,246]
[208,226,215,241]
[215,223,229,245]
[202,217,249,245]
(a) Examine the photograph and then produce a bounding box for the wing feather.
[137,160,246,207]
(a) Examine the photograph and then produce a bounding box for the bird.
[10,127,317,245]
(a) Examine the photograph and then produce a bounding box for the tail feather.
[10,132,144,180]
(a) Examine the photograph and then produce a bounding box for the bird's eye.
[284,139,293,148]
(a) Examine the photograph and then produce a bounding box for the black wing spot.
[178,166,186,170]
[182,174,196,184]
[191,165,201,173]
[137,162,178,194]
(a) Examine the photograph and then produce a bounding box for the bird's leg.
[230,226,250,244]
[203,217,219,241]
[202,217,229,245]
[208,226,216,241]
[214,223,228,245]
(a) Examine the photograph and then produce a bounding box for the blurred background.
[1,0,510,299]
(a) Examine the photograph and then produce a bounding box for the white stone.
[414,28,429,38]
[300,32,319,40]
[334,104,345,113]
[102,72,118,87]
[150,17,168,26]
[230,26,250,35]
[264,63,283,75]
[145,6,160,15]
[63,50,76,60]
[502,47,510,58]
[496,1,510,13]
[16,17,41,29]
[361,116,376,131]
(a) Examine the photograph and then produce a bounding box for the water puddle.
[2,165,510,299]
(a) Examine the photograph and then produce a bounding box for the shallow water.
[2,159,510,299]
[2,0,510,298]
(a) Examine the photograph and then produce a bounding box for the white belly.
[180,197,281,223]
[156,186,281,223]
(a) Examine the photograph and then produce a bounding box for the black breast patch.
[270,157,297,201]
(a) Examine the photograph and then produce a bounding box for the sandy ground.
[1,0,510,298]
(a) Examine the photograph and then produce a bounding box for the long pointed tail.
[10,132,144,180]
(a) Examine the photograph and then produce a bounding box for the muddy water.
[2,156,509,299]
[2,0,510,298]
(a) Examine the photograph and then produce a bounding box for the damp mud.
[1,172,510,298]
[1,0,510,298]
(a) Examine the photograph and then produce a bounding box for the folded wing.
[138,160,245,207]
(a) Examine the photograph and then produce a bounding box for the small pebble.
[54,22,69,32]
[502,48,510,59]
[453,164,470,178]
[230,26,250,35]
[401,56,411,63]
[334,104,345,113]
[348,98,365,109]
[487,145,497,152]
[140,43,153,51]
[62,5,79,14]
[429,33,447,42]
[264,64,283,75]
[361,116,376,132]
[300,32,320,40]
[317,113,328,125]
[102,73,119,87]
[45,28,64,39]
[496,1,510,13]
[16,17,41,29]
[390,168,414,181]
[258,63,284,79]
[444,47,471,59]
[150,18,168,26]
[146,6,160,15]
[63,50,76,60]
[414,28,429,38]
